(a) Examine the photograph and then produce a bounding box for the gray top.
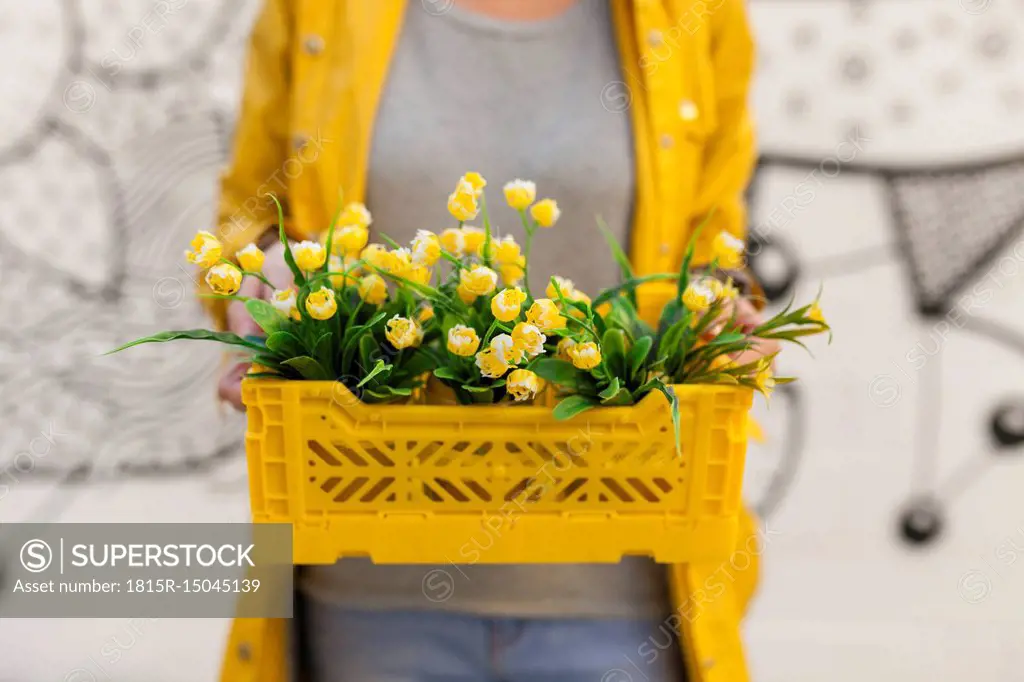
[300,0,670,619]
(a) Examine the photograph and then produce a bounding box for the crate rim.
[241,377,752,419]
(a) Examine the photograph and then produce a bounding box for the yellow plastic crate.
[242,379,752,565]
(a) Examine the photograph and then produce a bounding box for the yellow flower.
[456,283,478,304]
[305,286,338,320]
[462,226,486,254]
[546,276,575,299]
[205,263,242,295]
[360,243,391,269]
[499,258,525,286]
[682,281,717,312]
[403,264,432,286]
[475,348,510,379]
[385,315,423,349]
[362,241,389,266]
[570,288,591,306]
[712,232,745,269]
[386,248,413,275]
[440,227,466,255]
[530,199,560,228]
[503,179,536,210]
[556,337,577,361]
[338,202,372,229]
[460,265,498,296]
[439,226,486,256]
[703,277,724,300]
[568,341,602,370]
[507,369,544,402]
[461,171,487,196]
[448,178,480,221]
[755,365,776,397]
[447,324,481,357]
[490,287,527,322]
[235,243,264,272]
[329,254,360,287]
[411,230,441,266]
[417,304,435,323]
[357,273,388,305]
[185,230,222,268]
[334,225,369,255]
[526,298,567,332]
[271,288,300,320]
[490,333,525,365]
[721,278,740,300]
[564,289,592,319]
[491,236,522,265]
[512,322,546,358]
[293,240,326,271]
[710,354,735,371]
[807,301,826,324]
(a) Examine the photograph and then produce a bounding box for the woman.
[211,1,761,680]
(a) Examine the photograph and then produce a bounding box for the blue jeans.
[301,602,685,682]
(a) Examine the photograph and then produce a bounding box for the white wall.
[744,1,1024,679]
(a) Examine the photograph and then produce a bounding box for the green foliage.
[540,212,832,453]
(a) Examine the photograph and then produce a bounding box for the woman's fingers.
[226,274,265,338]
[217,361,250,411]
[263,241,293,291]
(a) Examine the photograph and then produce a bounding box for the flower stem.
[482,320,501,345]
[519,210,535,300]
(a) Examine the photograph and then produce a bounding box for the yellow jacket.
[214,2,760,680]
[211,0,757,327]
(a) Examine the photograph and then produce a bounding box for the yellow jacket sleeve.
[203,0,294,329]
[690,0,757,250]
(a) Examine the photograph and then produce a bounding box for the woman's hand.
[727,297,780,368]
[217,240,293,410]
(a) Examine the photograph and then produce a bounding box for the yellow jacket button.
[680,100,699,121]
[303,35,325,55]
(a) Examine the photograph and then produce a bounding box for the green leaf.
[356,359,392,387]
[677,207,717,298]
[593,273,678,309]
[265,330,301,354]
[245,299,287,335]
[280,356,330,380]
[552,394,599,420]
[601,328,629,380]
[366,385,412,397]
[596,215,636,304]
[433,366,462,382]
[598,377,622,400]
[600,387,635,406]
[659,319,689,361]
[106,329,264,355]
[357,334,377,374]
[322,197,345,274]
[267,193,306,286]
[531,358,592,390]
[652,384,682,457]
[312,332,334,373]
[628,335,654,381]
[341,310,388,373]
[394,348,438,381]
[462,384,494,393]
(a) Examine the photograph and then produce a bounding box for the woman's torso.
[300,0,671,618]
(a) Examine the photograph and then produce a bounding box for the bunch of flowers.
[110,171,829,429]
[384,173,566,404]
[110,195,441,403]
